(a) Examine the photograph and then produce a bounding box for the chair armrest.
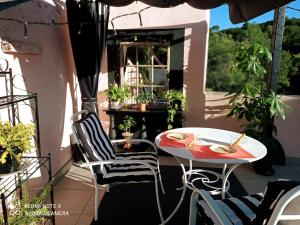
[111,139,157,153]
[80,159,157,174]
[198,189,232,225]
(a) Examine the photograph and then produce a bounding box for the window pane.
[138,87,152,96]
[124,66,137,85]
[153,68,168,85]
[127,86,137,104]
[154,46,168,65]
[138,67,152,85]
[125,46,136,65]
[138,46,152,65]
[153,87,168,100]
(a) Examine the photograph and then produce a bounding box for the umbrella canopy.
[96,0,294,24]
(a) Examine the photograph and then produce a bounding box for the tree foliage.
[227,44,289,139]
[207,18,300,95]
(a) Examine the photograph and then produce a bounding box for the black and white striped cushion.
[197,193,264,225]
[74,112,159,185]
[96,152,158,185]
[74,112,116,175]
[252,180,300,225]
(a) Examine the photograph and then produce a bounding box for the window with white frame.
[120,42,170,104]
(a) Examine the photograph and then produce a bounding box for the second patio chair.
[189,180,300,225]
[71,110,165,223]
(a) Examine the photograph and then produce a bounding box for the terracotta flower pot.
[139,103,146,112]
[122,132,133,149]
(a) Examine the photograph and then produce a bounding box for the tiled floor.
[53,156,300,225]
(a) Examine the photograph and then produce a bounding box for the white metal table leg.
[221,164,240,199]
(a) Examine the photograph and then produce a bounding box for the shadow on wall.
[202,92,241,131]
[184,20,207,127]
[103,21,210,128]
[102,19,243,132]
[184,21,241,131]
[0,0,78,175]
[275,96,300,158]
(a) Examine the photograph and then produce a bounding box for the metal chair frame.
[189,185,300,225]
[71,110,166,224]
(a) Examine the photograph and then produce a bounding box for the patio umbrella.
[97,0,294,24]
[66,0,109,114]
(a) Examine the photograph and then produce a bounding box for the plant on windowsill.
[165,89,186,129]
[105,83,130,110]
[226,44,289,176]
[136,91,152,112]
[118,115,136,149]
[0,122,35,174]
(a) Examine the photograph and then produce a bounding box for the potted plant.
[118,116,136,149]
[227,44,289,176]
[2,183,52,225]
[136,91,152,111]
[105,83,130,109]
[0,122,35,174]
[165,89,186,129]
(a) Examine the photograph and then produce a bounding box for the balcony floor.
[53,156,300,225]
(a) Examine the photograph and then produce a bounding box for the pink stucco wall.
[104,4,300,159]
[100,2,210,128]
[0,0,77,177]
[201,92,300,158]
[275,95,300,158]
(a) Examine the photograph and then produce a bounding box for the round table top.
[155,127,267,164]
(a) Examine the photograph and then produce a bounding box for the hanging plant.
[165,90,186,129]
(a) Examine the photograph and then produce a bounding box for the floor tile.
[54,189,93,215]
[52,156,300,225]
[55,176,94,190]
[82,190,105,215]
[55,213,80,225]
[76,214,94,225]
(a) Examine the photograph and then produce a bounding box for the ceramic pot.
[0,148,21,174]
[110,101,121,110]
[139,103,146,112]
[122,132,133,149]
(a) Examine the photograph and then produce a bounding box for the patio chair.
[70,110,165,223]
[189,180,300,225]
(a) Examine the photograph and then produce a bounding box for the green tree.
[206,30,241,92]
[207,18,300,95]
[242,23,271,48]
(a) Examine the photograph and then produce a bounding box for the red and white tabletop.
[155,127,267,165]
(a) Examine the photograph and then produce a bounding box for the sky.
[210,0,300,30]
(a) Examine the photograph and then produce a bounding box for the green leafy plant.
[118,116,136,134]
[165,90,186,129]
[227,44,289,139]
[105,83,130,103]
[0,122,35,165]
[1,183,52,225]
[136,91,152,104]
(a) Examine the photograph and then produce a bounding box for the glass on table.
[195,133,202,145]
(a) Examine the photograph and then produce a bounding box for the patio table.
[155,127,267,224]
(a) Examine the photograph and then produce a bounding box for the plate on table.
[210,144,237,154]
[166,133,187,141]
